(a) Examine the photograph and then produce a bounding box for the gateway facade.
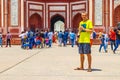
[0,0,119,44]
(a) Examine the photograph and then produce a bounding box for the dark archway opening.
[72,13,82,33]
[51,14,65,32]
[29,13,42,32]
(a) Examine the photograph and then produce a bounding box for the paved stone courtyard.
[0,44,120,80]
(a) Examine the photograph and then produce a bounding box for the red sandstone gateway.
[0,0,119,44]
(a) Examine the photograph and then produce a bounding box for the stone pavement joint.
[0,50,41,74]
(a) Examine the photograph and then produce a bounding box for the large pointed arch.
[50,14,65,32]
[29,13,43,31]
[114,5,120,27]
[72,13,82,32]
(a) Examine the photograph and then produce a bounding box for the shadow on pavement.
[91,68,102,72]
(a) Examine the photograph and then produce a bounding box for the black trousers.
[6,39,11,47]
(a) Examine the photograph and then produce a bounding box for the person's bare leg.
[74,54,85,70]
[74,54,84,70]
[80,54,84,69]
[87,54,92,72]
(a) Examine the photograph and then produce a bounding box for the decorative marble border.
[49,6,66,11]
[94,0,103,25]
[114,0,120,9]
[30,5,43,10]
[72,4,85,10]
[10,0,18,26]
[46,3,69,28]
[29,11,42,17]
[50,12,65,18]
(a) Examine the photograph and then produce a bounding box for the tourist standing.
[74,12,93,72]
[6,32,12,47]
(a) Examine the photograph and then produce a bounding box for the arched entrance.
[72,13,82,32]
[51,14,65,32]
[54,20,65,32]
[114,5,120,27]
[29,13,42,31]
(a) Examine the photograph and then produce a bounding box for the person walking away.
[113,27,120,53]
[104,32,109,51]
[69,31,76,47]
[48,30,53,47]
[40,30,45,48]
[58,31,63,46]
[109,27,116,51]
[74,12,93,72]
[99,31,108,53]
[63,31,68,46]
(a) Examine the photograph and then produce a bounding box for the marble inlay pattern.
[72,4,85,10]
[50,12,65,19]
[114,0,120,8]
[50,6,65,11]
[11,0,18,26]
[95,0,103,25]
[30,5,43,10]
[29,11,42,17]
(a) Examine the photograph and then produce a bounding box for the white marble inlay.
[114,0,120,8]
[30,5,42,10]
[50,12,65,18]
[29,11,42,17]
[54,21,65,32]
[11,0,18,26]
[95,0,103,25]
[72,4,85,10]
[50,6,65,10]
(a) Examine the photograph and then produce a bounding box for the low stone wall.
[2,38,21,45]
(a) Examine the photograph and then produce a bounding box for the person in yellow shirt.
[74,12,93,72]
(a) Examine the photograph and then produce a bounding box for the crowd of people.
[98,25,120,54]
[0,26,120,54]
[0,29,78,49]
[18,29,78,50]
[0,26,120,53]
